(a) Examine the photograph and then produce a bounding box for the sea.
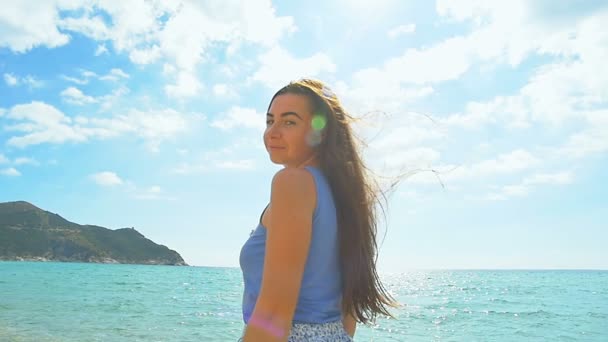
[0,262,606,341]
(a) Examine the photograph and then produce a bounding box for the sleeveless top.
[239,166,342,324]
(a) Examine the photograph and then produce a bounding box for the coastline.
[0,256,188,266]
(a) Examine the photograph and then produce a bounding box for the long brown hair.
[268,78,398,324]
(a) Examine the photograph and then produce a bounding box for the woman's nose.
[266,124,281,138]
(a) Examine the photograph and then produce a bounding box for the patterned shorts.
[238,320,353,341]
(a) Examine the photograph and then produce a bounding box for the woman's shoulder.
[270,167,317,211]
[271,167,316,190]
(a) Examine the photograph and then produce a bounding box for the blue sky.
[1,0,606,271]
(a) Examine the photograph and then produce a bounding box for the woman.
[239,79,397,341]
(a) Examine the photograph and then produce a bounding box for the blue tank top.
[239,166,342,324]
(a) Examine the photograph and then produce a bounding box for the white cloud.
[85,1,294,98]
[172,163,205,175]
[369,119,444,151]
[212,83,237,98]
[99,68,129,82]
[76,1,163,54]
[1,1,297,99]
[359,111,445,165]
[158,7,225,71]
[98,86,130,111]
[470,149,539,175]
[388,24,416,38]
[502,184,529,197]
[523,171,573,186]
[80,70,98,79]
[121,109,192,140]
[4,73,18,86]
[431,1,608,123]
[352,35,474,87]
[383,147,441,169]
[213,84,227,96]
[1,168,21,176]
[172,140,261,174]
[63,68,129,86]
[3,73,43,88]
[558,110,608,158]
[162,63,176,76]
[14,157,39,166]
[164,71,203,98]
[406,149,540,185]
[5,101,86,148]
[427,7,608,180]
[95,44,109,56]
[341,0,607,123]
[562,128,608,158]
[441,96,529,129]
[236,1,297,46]
[132,185,176,201]
[156,1,295,70]
[0,1,72,52]
[61,75,88,85]
[85,108,197,152]
[406,7,608,202]
[519,56,608,126]
[337,79,434,114]
[90,171,123,186]
[147,185,161,194]
[211,106,264,131]
[250,47,336,89]
[4,101,199,150]
[22,75,43,88]
[0,154,8,164]
[485,193,507,201]
[174,158,256,174]
[112,69,129,79]
[58,14,110,41]
[487,170,574,200]
[216,160,255,170]
[362,0,608,199]
[129,45,162,64]
[337,0,400,19]
[61,87,97,105]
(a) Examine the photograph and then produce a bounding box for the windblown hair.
[268,78,398,324]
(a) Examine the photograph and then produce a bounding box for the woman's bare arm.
[242,168,316,341]
[342,311,357,337]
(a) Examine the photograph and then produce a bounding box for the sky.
[1,0,606,271]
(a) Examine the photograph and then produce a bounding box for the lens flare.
[312,114,327,131]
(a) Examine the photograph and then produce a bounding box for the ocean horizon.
[1,261,606,341]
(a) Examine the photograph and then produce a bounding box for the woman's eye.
[266,119,295,126]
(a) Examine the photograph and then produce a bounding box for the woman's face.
[264,93,317,168]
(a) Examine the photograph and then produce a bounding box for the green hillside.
[0,201,187,265]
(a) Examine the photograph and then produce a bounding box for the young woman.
[239,79,397,341]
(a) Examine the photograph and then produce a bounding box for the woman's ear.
[306,130,323,147]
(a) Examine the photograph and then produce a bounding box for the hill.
[0,201,187,265]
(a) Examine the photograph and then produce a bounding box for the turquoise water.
[0,262,606,341]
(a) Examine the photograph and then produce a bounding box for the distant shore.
[0,256,188,266]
